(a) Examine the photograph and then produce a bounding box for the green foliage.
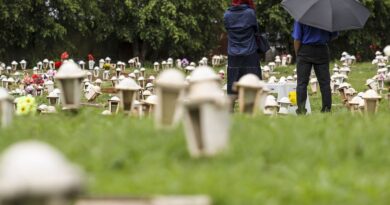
[246,0,390,59]
[0,0,101,61]
[256,1,294,44]
[0,0,226,62]
[331,0,390,60]
[0,0,389,62]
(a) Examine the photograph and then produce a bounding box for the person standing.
[224,0,262,107]
[292,21,338,114]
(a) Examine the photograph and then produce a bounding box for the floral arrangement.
[23,75,34,85]
[181,58,189,67]
[54,51,70,69]
[31,74,44,85]
[24,85,35,95]
[61,52,69,61]
[47,69,57,78]
[55,61,62,69]
[103,63,111,70]
[15,95,37,116]
[289,91,297,106]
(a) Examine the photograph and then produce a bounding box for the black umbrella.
[281,0,371,32]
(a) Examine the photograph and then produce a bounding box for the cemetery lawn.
[1,63,390,205]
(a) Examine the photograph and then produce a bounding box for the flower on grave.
[181,58,189,67]
[17,102,30,115]
[32,74,44,85]
[23,75,34,85]
[289,91,297,106]
[103,63,111,70]
[47,69,56,77]
[61,52,69,61]
[16,95,37,116]
[55,61,62,69]
[25,95,34,105]
[25,85,35,95]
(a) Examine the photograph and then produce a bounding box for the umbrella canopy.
[282,0,370,32]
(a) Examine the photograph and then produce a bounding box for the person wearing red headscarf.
[231,0,255,9]
[88,54,95,61]
[224,0,261,110]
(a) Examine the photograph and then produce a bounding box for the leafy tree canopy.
[0,0,388,63]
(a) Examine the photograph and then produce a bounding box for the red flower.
[23,76,34,85]
[55,61,62,69]
[61,52,69,60]
[32,74,44,85]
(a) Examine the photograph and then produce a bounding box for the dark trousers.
[297,45,332,113]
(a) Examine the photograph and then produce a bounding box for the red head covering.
[232,0,255,9]
[88,54,95,61]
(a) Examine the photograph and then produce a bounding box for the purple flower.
[181,58,189,67]
[25,85,35,94]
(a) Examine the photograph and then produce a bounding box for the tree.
[251,0,390,59]
[0,0,388,63]
[0,0,99,61]
[133,0,226,60]
[330,0,390,60]
[76,0,226,61]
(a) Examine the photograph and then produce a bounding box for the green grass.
[1,63,390,205]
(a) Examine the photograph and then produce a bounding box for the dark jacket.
[224,4,258,56]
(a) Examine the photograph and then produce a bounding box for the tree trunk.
[140,41,148,61]
[132,39,140,58]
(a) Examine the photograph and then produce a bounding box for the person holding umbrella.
[282,0,370,114]
[292,21,338,114]
[224,0,262,109]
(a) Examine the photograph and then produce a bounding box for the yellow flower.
[16,102,31,116]
[15,95,37,116]
[289,91,297,106]
[103,63,112,70]
[24,95,35,106]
